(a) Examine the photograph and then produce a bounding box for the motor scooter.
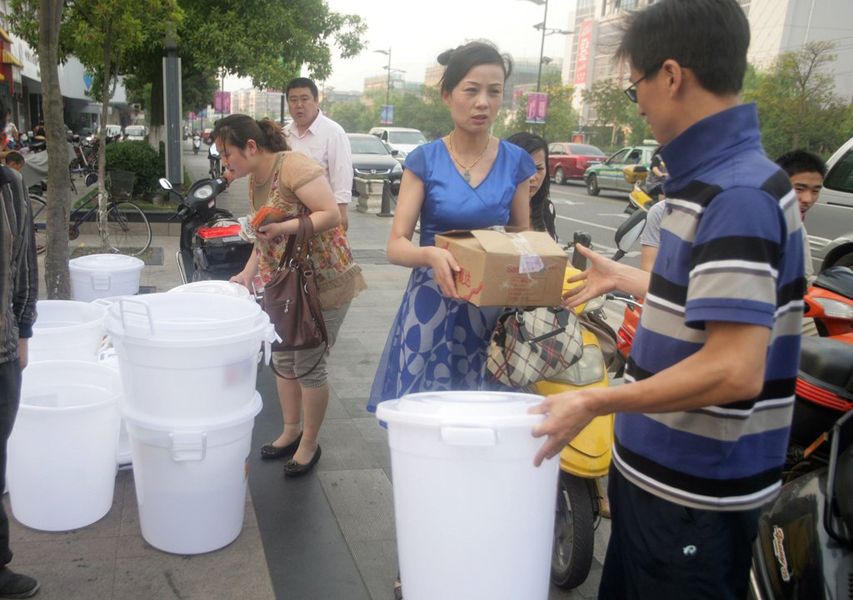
[208,143,223,179]
[192,135,201,155]
[534,218,648,590]
[158,177,253,283]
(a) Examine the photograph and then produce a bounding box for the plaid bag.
[486,307,584,388]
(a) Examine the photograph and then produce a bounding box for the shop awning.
[2,49,23,68]
[0,28,11,44]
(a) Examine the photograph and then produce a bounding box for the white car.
[806,136,853,271]
[124,125,147,141]
[368,126,427,162]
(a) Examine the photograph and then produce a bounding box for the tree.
[328,100,375,133]
[35,0,70,298]
[744,41,850,159]
[581,79,642,148]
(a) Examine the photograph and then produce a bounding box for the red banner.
[526,92,548,124]
[574,20,594,86]
[214,91,231,115]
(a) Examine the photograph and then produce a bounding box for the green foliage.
[581,78,650,147]
[328,100,375,133]
[744,41,851,159]
[327,87,453,140]
[105,141,165,196]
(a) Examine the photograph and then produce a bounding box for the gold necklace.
[448,132,491,182]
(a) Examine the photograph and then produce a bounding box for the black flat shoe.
[283,445,321,477]
[260,432,303,460]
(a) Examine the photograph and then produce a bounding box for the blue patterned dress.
[367,139,536,412]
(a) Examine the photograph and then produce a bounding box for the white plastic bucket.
[100,350,132,466]
[168,280,253,301]
[108,312,275,420]
[8,361,121,531]
[125,393,262,554]
[70,254,144,302]
[376,391,559,600]
[29,300,106,363]
[105,293,261,341]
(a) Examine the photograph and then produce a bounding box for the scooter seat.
[814,266,853,299]
[799,336,853,399]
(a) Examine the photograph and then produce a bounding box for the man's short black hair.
[4,151,23,167]
[616,0,750,95]
[775,149,827,178]
[286,77,319,100]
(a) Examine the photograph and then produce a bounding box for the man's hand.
[529,388,603,466]
[562,244,621,308]
[18,338,28,370]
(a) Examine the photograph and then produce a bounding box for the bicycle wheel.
[105,201,152,256]
[29,194,47,253]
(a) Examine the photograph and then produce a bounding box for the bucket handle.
[262,323,279,366]
[117,297,156,338]
[92,272,111,291]
[170,431,206,462]
[440,426,497,447]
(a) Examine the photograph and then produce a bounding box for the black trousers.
[599,465,760,600]
[0,360,21,566]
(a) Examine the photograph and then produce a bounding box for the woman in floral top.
[213,115,366,476]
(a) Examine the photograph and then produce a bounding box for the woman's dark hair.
[211,114,288,152]
[437,41,513,94]
[615,0,749,95]
[506,132,557,241]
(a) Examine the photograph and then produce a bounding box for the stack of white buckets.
[8,253,275,556]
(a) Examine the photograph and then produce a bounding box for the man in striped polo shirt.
[531,1,805,597]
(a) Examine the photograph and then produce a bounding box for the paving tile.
[3,559,115,600]
[9,535,118,568]
[318,469,395,543]
[347,539,399,600]
[315,420,384,472]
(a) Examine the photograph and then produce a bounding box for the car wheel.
[554,168,565,186]
[586,175,600,196]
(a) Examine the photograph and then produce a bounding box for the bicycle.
[68,189,152,256]
[29,191,47,254]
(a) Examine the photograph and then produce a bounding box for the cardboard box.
[435,229,568,307]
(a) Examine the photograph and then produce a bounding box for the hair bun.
[437,49,453,66]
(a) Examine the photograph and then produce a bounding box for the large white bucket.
[376,391,559,600]
[70,254,144,302]
[100,350,132,466]
[168,280,253,301]
[8,361,121,531]
[29,300,106,363]
[108,313,274,420]
[126,393,262,554]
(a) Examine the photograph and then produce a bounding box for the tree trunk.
[97,29,114,243]
[38,0,70,298]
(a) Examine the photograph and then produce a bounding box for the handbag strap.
[274,215,314,271]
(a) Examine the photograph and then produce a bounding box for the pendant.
[463,169,471,182]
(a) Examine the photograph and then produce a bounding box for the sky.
[226,0,576,93]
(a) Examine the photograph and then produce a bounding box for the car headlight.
[392,162,403,174]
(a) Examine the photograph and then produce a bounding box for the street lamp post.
[374,48,392,107]
[523,0,572,92]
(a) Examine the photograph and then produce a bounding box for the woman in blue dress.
[368,41,536,414]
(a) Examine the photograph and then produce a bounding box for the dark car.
[547,142,606,184]
[347,133,403,195]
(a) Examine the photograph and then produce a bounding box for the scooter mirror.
[614,208,647,253]
[159,178,173,191]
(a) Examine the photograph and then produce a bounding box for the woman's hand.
[255,221,287,243]
[425,246,461,299]
[562,244,620,308]
[230,270,254,289]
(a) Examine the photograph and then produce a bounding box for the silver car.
[806,136,853,271]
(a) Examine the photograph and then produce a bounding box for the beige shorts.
[270,303,350,388]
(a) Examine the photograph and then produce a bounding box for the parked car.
[347,133,403,195]
[583,141,658,196]
[806,136,853,271]
[123,125,146,141]
[368,126,427,162]
[547,142,606,184]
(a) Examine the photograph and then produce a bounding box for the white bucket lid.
[70,254,145,273]
[104,292,261,340]
[33,300,106,332]
[21,360,122,411]
[168,281,252,301]
[376,391,545,428]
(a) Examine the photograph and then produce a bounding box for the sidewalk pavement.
[16,143,607,599]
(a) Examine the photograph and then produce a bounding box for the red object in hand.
[251,206,289,230]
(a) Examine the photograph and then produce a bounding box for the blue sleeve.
[514,147,536,185]
[404,144,428,180]
[684,188,787,329]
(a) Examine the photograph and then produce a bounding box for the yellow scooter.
[532,259,614,589]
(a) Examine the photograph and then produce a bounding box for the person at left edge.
[285,78,354,231]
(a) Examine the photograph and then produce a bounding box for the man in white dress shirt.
[285,77,353,229]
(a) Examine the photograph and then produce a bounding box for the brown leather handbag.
[262,215,329,379]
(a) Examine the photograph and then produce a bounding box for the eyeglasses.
[624,67,661,103]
